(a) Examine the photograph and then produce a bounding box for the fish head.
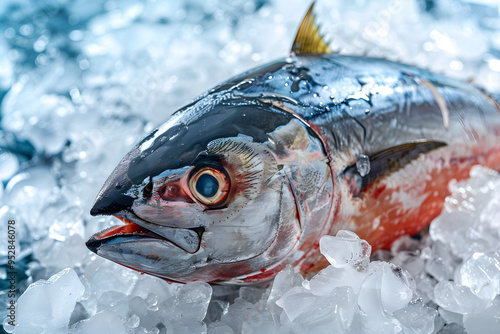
[87,96,333,284]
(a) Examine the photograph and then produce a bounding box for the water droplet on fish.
[356,154,370,177]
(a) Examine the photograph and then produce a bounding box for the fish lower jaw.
[86,214,204,254]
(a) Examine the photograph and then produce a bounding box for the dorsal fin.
[291,2,332,55]
[341,141,447,197]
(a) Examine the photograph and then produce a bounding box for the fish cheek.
[202,187,282,262]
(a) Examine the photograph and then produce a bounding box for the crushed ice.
[2,0,500,333]
[355,155,371,177]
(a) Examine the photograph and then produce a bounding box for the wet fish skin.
[87,54,500,284]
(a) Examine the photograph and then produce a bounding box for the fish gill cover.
[1,0,500,333]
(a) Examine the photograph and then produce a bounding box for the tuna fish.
[86,4,500,284]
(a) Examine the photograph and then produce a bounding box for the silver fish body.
[87,54,500,284]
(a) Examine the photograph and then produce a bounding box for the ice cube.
[90,263,139,297]
[69,309,125,334]
[309,265,366,296]
[358,262,413,322]
[241,311,277,334]
[394,300,437,334]
[128,296,161,330]
[165,320,207,334]
[158,282,212,323]
[207,322,234,334]
[438,307,463,327]
[380,264,414,314]
[205,299,230,323]
[479,192,500,236]
[69,302,89,327]
[424,241,457,282]
[220,299,259,333]
[124,314,140,329]
[276,286,316,322]
[130,276,177,304]
[436,323,467,334]
[414,274,438,304]
[433,314,446,334]
[463,297,500,334]
[97,291,129,317]
[429,212,472,247]
[319,231,371,269]
[283,286,356,332]
[456,250,500,301]
[16,268,85,331]
[434,281,490,314]
[238,286,266,304]
[391,251,425,278]
[267,266,303,315]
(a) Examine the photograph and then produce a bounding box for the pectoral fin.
[291,2,332,55]
[341,141,447,196]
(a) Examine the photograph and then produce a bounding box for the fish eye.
[189,167,229,206]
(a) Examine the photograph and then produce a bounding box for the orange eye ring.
[189,167,229,206]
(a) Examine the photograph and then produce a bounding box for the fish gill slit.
[419,77,450,130]
[284,173,302,227]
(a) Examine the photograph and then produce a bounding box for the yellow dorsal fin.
[291,2,332,55]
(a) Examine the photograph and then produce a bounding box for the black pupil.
[196,173,219,198]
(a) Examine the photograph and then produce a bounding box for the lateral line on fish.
[418,77,450,130]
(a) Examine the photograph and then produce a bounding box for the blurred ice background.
[2,0,500,333]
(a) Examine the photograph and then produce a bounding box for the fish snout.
[90,154,137,216]
[90,192,133,216]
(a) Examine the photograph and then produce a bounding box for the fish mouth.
[86,213,205,254]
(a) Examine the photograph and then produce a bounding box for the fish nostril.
[143,180,153,198]
[159,184,179,200]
